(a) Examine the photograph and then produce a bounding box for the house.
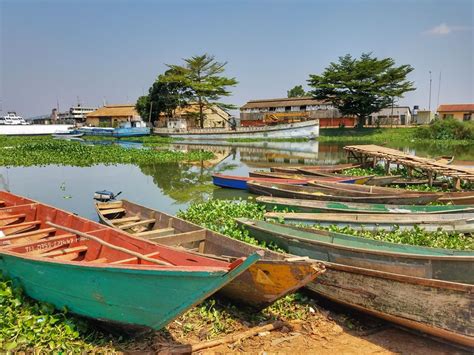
[239,97,356,127]
[415,110,435,125]
[368,106,412,126]
[85,105,142,127]
[158,103,230,129]
[437,104,473,122]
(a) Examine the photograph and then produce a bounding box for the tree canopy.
[163,54,238,128]
[307,53,415,127]
[287,85,307,98]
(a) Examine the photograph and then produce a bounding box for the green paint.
[0,252,260,330]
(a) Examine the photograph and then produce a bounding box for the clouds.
[423,23,472,36]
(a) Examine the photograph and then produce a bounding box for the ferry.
[0,112,28,125]
[78,121,151,138]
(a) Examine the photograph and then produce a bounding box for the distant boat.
[255,196,474,214]
[0,191,261,330]
[247,181,440,205]
[79,121,150,138]
[52,129,84,139]
[264,211,474,233]
[212,173,307,190]
[155,120,319,140]
[1,112,28,125]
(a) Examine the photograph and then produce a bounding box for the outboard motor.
[93,190,122,202]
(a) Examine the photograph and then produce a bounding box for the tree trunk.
[356,115,366,128]
[198,97,204,128]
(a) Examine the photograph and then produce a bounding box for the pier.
[344,144,474,189]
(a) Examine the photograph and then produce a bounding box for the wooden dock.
[344,144,474,189]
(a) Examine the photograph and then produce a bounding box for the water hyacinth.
[0,137,214,167]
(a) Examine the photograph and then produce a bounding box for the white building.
[368,106,412,126]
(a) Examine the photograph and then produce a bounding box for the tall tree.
[307,53,415,127]
[164,54,238,128]
[136,71,192,124]
[287,85,307,98]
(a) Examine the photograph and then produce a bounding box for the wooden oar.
[46,222,174,266]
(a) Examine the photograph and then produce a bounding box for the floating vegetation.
[0,137,214,167]
[0,275,118,352]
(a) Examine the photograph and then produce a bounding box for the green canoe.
[236,218,474,347]
[236,218,474,283]
[256,196,474,214]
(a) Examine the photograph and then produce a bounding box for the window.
[269,107,275,112]
[463,113,472,121]
[300,105,307,111]
[443,114,454,119]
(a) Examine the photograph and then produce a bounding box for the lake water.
[1,140,473,221]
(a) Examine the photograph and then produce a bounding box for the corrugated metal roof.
[241,97,326,110]
[87,105,139,118]
[437,104,474,112]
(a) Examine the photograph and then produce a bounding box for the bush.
[415,118,474,140]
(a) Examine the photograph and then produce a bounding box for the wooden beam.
[96,201,123,210]
[110,251,161,265]
[135,227,175,239]
[118,219,156,230]
[111,216,140,224]
[40,246,88,258]
[0,228,56,246]
[100,208,125,215]
[148,229,207,245]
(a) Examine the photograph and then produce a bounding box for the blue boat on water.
[79,121,151,138]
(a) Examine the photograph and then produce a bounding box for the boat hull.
[247,181,439,205]
[238,219,474,347]
[255,196,474,214]
[212,174,306,190]
[96,200,325,309]
[237,218,474,284]
[0,252,258,329]
[155,120,319,140]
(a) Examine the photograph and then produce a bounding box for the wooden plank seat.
[111,216,140,225]
[0,213,26,227]
[148,229,207,245]
[118,219,156,230]
[0,227,56,246]
[134,227,175,239]
[3,234,77,253]
[110,251,161,265]
[40,246,88,258]
[96,201,123,210]
[100,208,125,215]
[0,220,40,236]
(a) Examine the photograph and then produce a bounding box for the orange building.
[437,104,473,122]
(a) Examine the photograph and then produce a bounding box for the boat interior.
[0,200,233,270]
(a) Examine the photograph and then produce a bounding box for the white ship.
[0,112,28,125]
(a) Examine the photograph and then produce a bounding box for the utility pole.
[148,102,153,124]
[437,71,442,109]
[428,71,432,111]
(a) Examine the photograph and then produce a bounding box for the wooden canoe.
[295,168,373,184]
[308,181,474,205]
[212,173,307,190]
[95,199,325,309]
[271,163,360,174]
[249,171,371,184]
[247,181,440,205]
[255,196,474,214]
[237,219,474,348]
[365,175,403,186]
[264,212,474,233]
[0,192,261,330]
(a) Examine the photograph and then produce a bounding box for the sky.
[1,0,473,118]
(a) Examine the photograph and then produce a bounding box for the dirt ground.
[145,299,467,355]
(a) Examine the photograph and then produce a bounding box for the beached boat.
[248,171,371,184]
[264,212,474,233]
[308,181,474,205]
[237,219,474,348]
[247,181,440,205]
[236,218,474,284]
[154,120,319,140]
[212,173,307,190]
[255,196,474,214]
[95,199,325,308]
[0,194,261,330]
[365,175,403,186]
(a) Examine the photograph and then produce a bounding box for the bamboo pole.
[46,222,174,266]
[173,321,284,352]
